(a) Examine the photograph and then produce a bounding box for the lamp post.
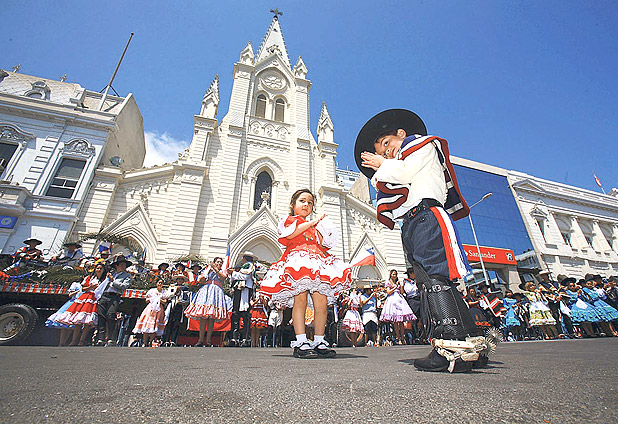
[468,192,493,286]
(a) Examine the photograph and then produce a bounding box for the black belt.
[402,198,443,223]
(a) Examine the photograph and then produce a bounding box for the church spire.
[200,74,219,118]
[317,102,334,144]
[254,13,291,69]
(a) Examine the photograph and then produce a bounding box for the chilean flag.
[98,241,112,253]
[350,247,375,267]
[593,172,603,188]
[222,244,231,274]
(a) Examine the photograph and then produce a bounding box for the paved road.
[1,338,617,423]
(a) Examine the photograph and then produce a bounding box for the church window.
[274,98,285,122]
[0,142,18,176]
[46,158,86,198]
[255,94,267,118]
[253,171,272,210]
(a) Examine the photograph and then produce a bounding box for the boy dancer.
[355,109,497,372]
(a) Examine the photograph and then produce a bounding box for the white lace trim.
[267,276,347,309]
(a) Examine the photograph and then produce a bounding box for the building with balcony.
[0,69,144,257]
[509,171,618,279]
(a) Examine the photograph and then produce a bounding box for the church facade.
[73,16,406,282]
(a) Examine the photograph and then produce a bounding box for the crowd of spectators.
[10,238,618,347]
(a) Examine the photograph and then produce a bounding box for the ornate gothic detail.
[0,124,34,146]
[248,119,289,141]
[293,56,308,78]
[349,209,380,232]
[259,70,287,93]
[24,80,51,100]
[178,148,190,160]
[62,139,95,157]
[229,127,243,137]
[235,69,251,79]
[239,41,255,65]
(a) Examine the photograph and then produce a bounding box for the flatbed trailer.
[0,281,147,345]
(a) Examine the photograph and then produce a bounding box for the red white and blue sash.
[375,135,469,230]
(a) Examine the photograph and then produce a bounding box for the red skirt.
[250,306,268,328]
[55,291,98,326]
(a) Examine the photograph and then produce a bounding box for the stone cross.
[270,8,283,19]
[60,74,67,82]
[12,64,21,73]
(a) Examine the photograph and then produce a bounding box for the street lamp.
[468,192,493,286]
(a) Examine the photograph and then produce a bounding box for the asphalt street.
[1,338,617,424]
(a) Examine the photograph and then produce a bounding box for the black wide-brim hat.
[111,255,133,268]
[354,109,427,178]
[23,238,42,246]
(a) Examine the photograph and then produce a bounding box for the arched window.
[274,98,285,122]
[255,94,267,118]
[253,171,272,210]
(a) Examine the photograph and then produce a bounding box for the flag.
[140,247,147,262]
[98,241,111,253]
[593,172,602,188]
[222,244,231,274]
[350,247,375,267]
[186,259,192,269]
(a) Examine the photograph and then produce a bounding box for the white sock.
[314,335,324,344]
[295,333,307,343]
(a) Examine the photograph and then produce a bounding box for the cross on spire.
[270,8,283,19]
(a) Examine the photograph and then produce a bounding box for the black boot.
[472,354,489,368]
[413,349,472,373]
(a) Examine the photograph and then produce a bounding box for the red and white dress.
[250,295,269,328]
[260,215,351,308]
[56,274,107,326]
[341,291,365,333]
[184,269,229,320]
[133,288,169,335]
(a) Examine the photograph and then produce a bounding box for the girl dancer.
[523,282,558,339]
[56,263,110,346]
[380,270,416,345]
[45,281,82,346]
[341,288,365,348]
[184,257,230,346]
[133,279,169,346]
[260,189,351,358]
[250,291,269,347]
[501,290,522,341]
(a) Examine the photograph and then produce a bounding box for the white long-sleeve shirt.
[371,142,447,217]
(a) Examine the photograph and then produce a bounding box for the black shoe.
[472,354,489,369]
[413,349,472,373]
[313,340,336,358]
[292,342,318,359]
[195,342,204,347]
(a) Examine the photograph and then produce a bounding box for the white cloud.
[143,131,190,167]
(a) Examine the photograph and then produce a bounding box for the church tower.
[75,11,405,279]
[191,12,342,261]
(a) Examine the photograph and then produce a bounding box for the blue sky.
[3,1,617,192]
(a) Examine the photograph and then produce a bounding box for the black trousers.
[97,293,121,342]
[162,304,183,344]
[231,289,250,340]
